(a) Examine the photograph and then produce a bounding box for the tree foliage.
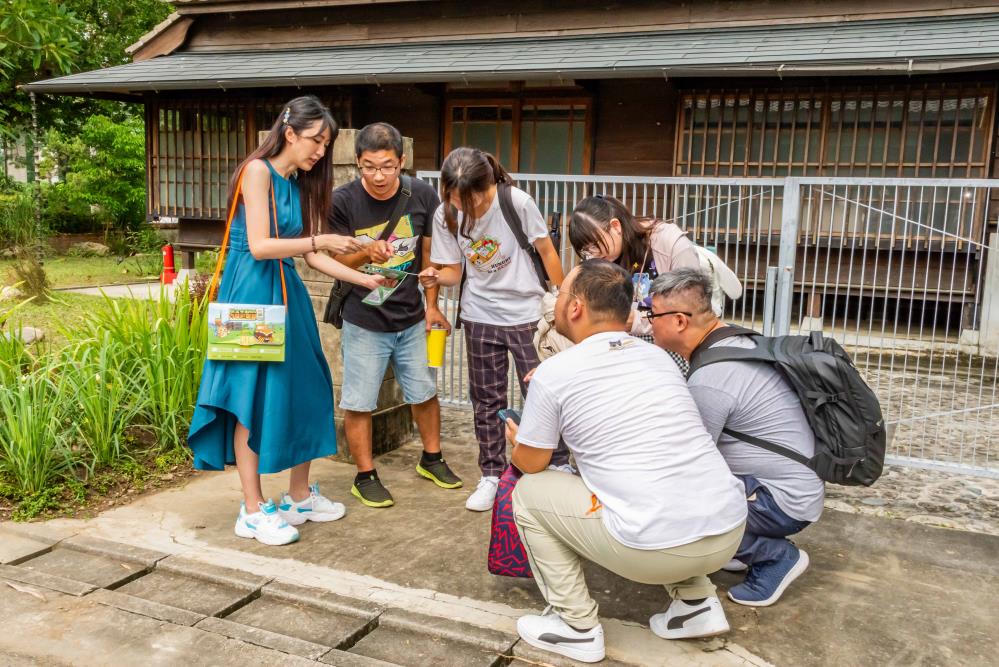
[1,1,173,141]
[42,115,146,231]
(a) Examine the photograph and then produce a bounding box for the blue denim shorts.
[339,320,437,412]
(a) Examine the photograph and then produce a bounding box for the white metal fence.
[419,172,999,478]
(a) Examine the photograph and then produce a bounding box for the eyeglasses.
[557,287,578,299]
[359,164,400,176]
[643,309,692,322]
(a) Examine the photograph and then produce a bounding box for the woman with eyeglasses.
[419,147,571,513]
[568,195,740,345]
[188,96,385,547]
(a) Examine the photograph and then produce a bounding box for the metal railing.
[419,171,999,477]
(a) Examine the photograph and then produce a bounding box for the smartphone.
[497,409,521,425]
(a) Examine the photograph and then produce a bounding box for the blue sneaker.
[727,547,809,607]
[234,500,300,546]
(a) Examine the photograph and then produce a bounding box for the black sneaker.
[351,474,395,508]
[416,459,463,489]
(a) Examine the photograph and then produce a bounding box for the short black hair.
[572,259,632,324]
[355,122,404,159]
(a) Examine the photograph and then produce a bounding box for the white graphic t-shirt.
[430,186,549,326]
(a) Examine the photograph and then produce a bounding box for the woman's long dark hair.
[226,95,338,236]
[569,195,651,270]
[439,147,513,240]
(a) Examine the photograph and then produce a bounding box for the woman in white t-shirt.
[569,195,742,338]
[419,147,568,512]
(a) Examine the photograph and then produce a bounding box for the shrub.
[83,285,208,451]
[0,368,73,496]
[61,336,143,470]
[0,188,46,249]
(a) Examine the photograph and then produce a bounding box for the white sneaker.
[650,597,730,640]
[517,608,605,663]
[278,482,346,526]
[234,500,300,546]
[465,476,500,512]
[721,558,749,573]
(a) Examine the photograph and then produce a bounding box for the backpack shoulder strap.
[378,174,412,242]
[689,325,763,374]
[496,183,531,250]
[722,428,812,466]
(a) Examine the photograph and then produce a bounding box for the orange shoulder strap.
[208,165,288,306]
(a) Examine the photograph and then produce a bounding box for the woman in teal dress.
[188,96,384,546]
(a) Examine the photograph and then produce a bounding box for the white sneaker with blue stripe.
[278,483,346,526]
[234,499,299,546]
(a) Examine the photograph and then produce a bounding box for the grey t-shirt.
[687,336,825,522]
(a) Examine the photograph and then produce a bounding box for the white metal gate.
[419,172,999,478]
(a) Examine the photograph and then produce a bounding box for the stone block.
[263,581,383,617]
[0,532,52,565]
[512,641,638,667]
[89,588,206,626]
[61,535,168,568]
[196,617,330,660]
[224,583,379,650]
[345,608,515,667]
[155,556,272,591]
[0,563,95,597]
[115,570,258,617]
[331,130,413,171]
[320,649,400,667]
[14,547,147,590]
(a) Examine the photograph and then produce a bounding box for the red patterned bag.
[487,465,533,578]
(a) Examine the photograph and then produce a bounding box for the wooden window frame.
[444,95,594,174]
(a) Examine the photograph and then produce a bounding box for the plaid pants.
[464,320,570,477]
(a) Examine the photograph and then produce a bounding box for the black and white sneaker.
[649,596,730,640]
[516,608,605,663]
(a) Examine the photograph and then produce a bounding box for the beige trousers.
[512,470,744,629]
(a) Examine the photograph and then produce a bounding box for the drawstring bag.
[206,170,288,363]
[487,464,533,578]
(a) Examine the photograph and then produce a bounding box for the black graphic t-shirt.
[327,177,440,332]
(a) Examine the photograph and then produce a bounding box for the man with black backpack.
[646,268,824,607]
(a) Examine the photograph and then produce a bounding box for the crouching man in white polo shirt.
[505,259,748,664]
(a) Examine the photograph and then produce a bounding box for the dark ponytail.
[226,95,338,236]
[439,147,514,239]
[569,194,650,269]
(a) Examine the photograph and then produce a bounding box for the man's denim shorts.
[339,320,437,412]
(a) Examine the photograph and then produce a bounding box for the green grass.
[0,255,160,289]
[1,293,108,349]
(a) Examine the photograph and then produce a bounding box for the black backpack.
[689,326,886,486]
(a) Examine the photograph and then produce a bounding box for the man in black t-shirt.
[327,122,461,508]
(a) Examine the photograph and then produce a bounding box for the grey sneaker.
[351,474,395,508]
[416,458,463,489]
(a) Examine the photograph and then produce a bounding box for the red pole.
[161,244,177,285]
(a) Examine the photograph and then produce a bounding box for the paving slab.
[346,607,514,667]
[319,649,400,667]
[0,532,52,565]
[114,569,257,617]
[89,588,206,626]
[0,563,95,597]
[226,581,380,648]
[14,546,147,589]
[196,616,330,660]
[61,534,168,567]
[0,580,319,666]
[156,555,273,590]
[511,640,640,667]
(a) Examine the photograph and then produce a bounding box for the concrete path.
[60,280,178,300]
[2,432,997,665]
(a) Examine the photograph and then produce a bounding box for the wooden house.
[24,0,999,331]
